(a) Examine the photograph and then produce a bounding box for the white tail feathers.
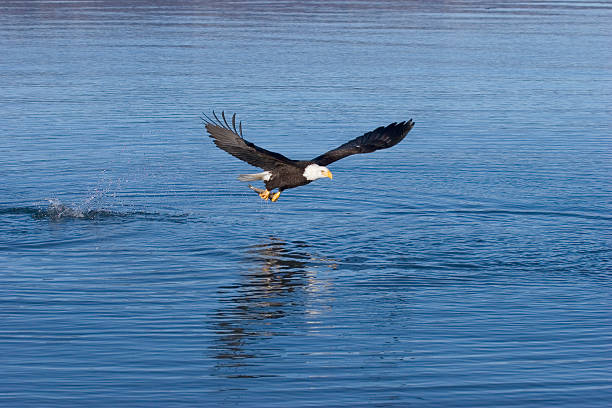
[237,171,271,182]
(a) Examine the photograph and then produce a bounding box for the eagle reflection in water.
[211,237,334,372]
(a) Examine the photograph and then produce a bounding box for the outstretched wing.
[203,111,295,170]
[311,120,415,166]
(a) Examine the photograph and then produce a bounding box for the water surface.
[1,1,611,407]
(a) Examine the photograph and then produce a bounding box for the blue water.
[1,1,611,407]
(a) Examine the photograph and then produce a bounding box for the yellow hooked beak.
[326,170,333,180]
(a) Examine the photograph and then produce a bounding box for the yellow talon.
[270,191,281,202]
[259,190,270,200]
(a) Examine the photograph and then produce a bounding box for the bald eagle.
[203,111,415,202]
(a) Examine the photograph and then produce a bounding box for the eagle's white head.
[303,164,333,181]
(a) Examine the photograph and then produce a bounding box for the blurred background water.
[1,1,611,407]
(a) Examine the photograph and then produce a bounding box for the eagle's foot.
[270,191,281,202]
[259,190,270,200]
[248,184,270,200]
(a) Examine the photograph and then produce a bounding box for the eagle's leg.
[270,191,281,202]
[248,184,270,201]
